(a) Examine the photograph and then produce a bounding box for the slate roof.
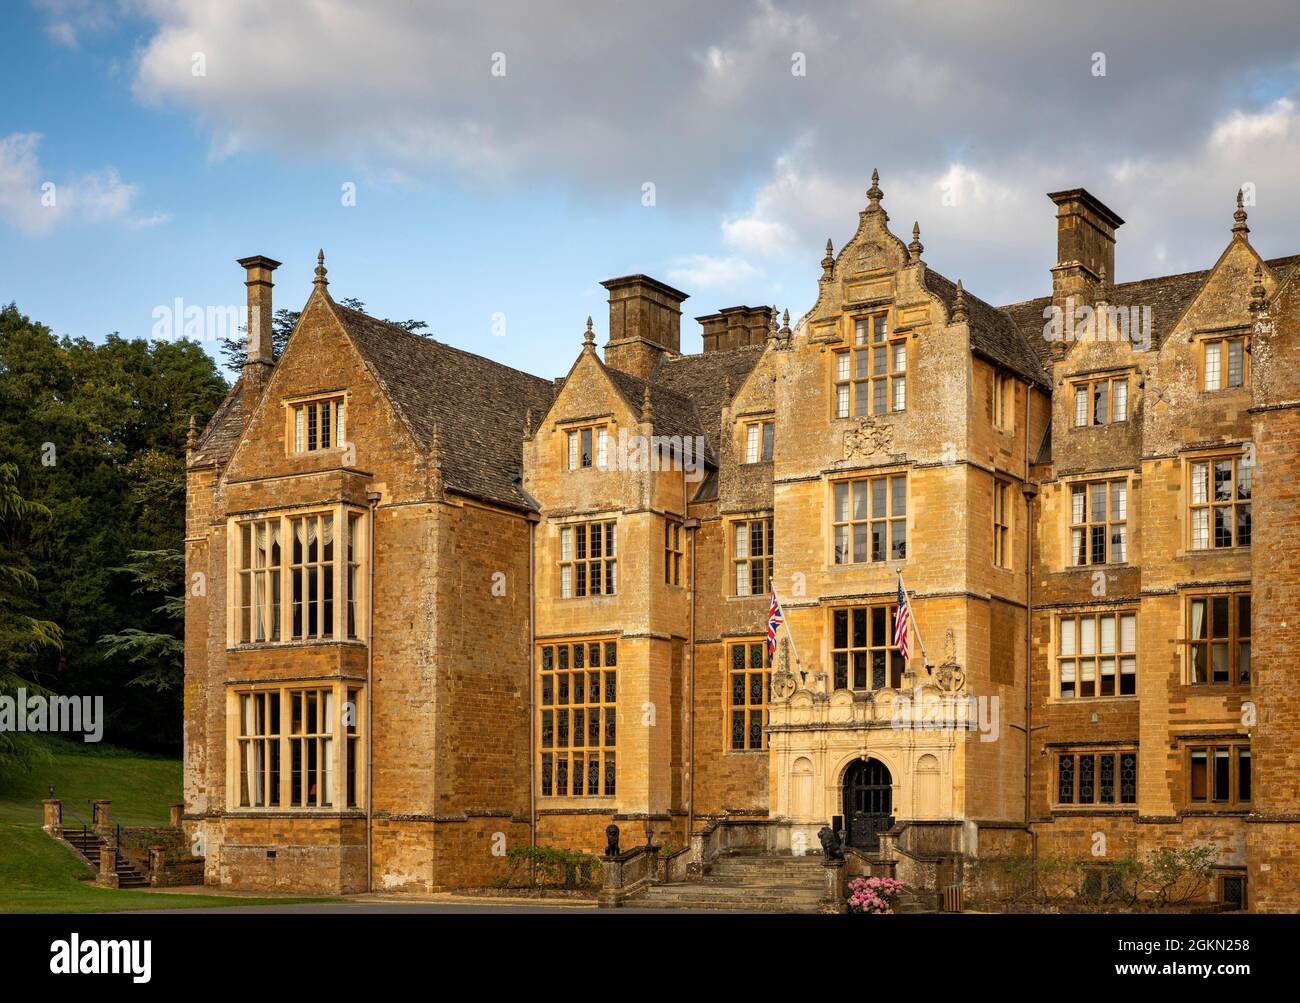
[600,363,709,451]
[191,376,251,467]
[998,254,1300,364]
[923,269,1050,389]
[654,345,765,454]
[330,302,554,510]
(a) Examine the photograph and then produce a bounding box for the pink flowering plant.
[846,876,905,914]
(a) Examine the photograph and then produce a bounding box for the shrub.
[496,845,603,890]
[846,876,905,914]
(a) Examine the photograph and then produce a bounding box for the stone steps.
[61,829,150,887]
[632,852,827,913]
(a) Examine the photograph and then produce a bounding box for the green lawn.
[0,735,182,826]
[0,736,333,913]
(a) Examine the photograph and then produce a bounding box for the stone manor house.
[184,175,1300,911]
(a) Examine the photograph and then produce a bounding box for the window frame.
[993,477,1013,570]
[558,519,618,599]
[537,638,618,799]
[1186,742,1251,808]
[664,518,683,587]
[993,372,1015,431]
[1054,610,1138,700]
[228,505,368,648]
[286,392,347,455]
[742,420,775,464]
[563,422,610,471]
[1187,453,1252,551]
[731,516,773,597]
[831,474,907,566]
[1070,376,1128,427]
[1068,478,1128,566]
[726,639,772,752]
[832,312,906,419]
[1185,591,1251,687]
[829,604,905,692]
[1054,749,1138,807]
[228,682,365,813]
[1201,335,1249,392]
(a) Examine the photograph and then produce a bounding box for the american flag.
[893,578,912,660]
[766,587,785,657]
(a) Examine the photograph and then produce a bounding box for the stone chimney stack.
[237,255,281,377]
[1047,189,1123,308]
[696,305,775,352]
[600,274,688,380]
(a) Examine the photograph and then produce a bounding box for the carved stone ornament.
[853,240,885,271]
[844,416,893,459]
[934,628,965,693]
[771,636,797,700]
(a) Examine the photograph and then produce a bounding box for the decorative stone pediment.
[800,171,932,346]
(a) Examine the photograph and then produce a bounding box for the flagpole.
[770,578,804,673]
[897,569,931,671]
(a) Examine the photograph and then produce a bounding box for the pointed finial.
[951,279,968,322]
[1249,262,1268,313]
[866,168,883,207]
[186,414,197,451]
[767,306,779,345]
[583,316,595,347]
[1232,189,1249,238]
[314,249,328,288]
[908,221,924,260]
[641,384,653,421]
[523,407,534,438]
[781,308,791,336]
[821,238,834,279]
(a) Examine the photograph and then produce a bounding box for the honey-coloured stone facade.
[184,178,1300,910]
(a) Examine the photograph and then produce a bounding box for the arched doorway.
[842,758,894,851]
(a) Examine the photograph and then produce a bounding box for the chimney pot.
[599,274,688,379]
[237,255,281,371]
[1047,189,1123,308]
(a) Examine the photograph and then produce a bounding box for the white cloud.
[0,132,163,235]
[34,0,115,49]
[666,253,759,291]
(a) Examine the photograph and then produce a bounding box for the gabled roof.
[191,376,252,467]
[923,268,1050,389]
[998,254,1300,365]
[601,364,710,454]
[330,301,554,510]
[653,345,765,453]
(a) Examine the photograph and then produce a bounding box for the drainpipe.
[526,510,540,853]
[1020,387,1038,869]
[684,473,699,843]
[365,490,381,892]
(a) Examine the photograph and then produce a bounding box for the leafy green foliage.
[97,549,184,690]
[491,845,603,890]
[0,302,228,754]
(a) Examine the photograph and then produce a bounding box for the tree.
[97,549,184,690]
[0,302,228,752]
[0,462,63,765]
[218,297,430,375]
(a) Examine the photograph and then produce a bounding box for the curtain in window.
[1190,600,1205,644]
[243,695,262,807]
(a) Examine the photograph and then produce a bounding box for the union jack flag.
[766,587,785,657]
[893,578,912,660]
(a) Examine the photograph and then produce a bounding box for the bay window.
[231,506,367,645]
[232,683,364,811]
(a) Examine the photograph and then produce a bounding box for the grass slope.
[0,737,330,913]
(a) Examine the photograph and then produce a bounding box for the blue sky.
[4,1,1300,381]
